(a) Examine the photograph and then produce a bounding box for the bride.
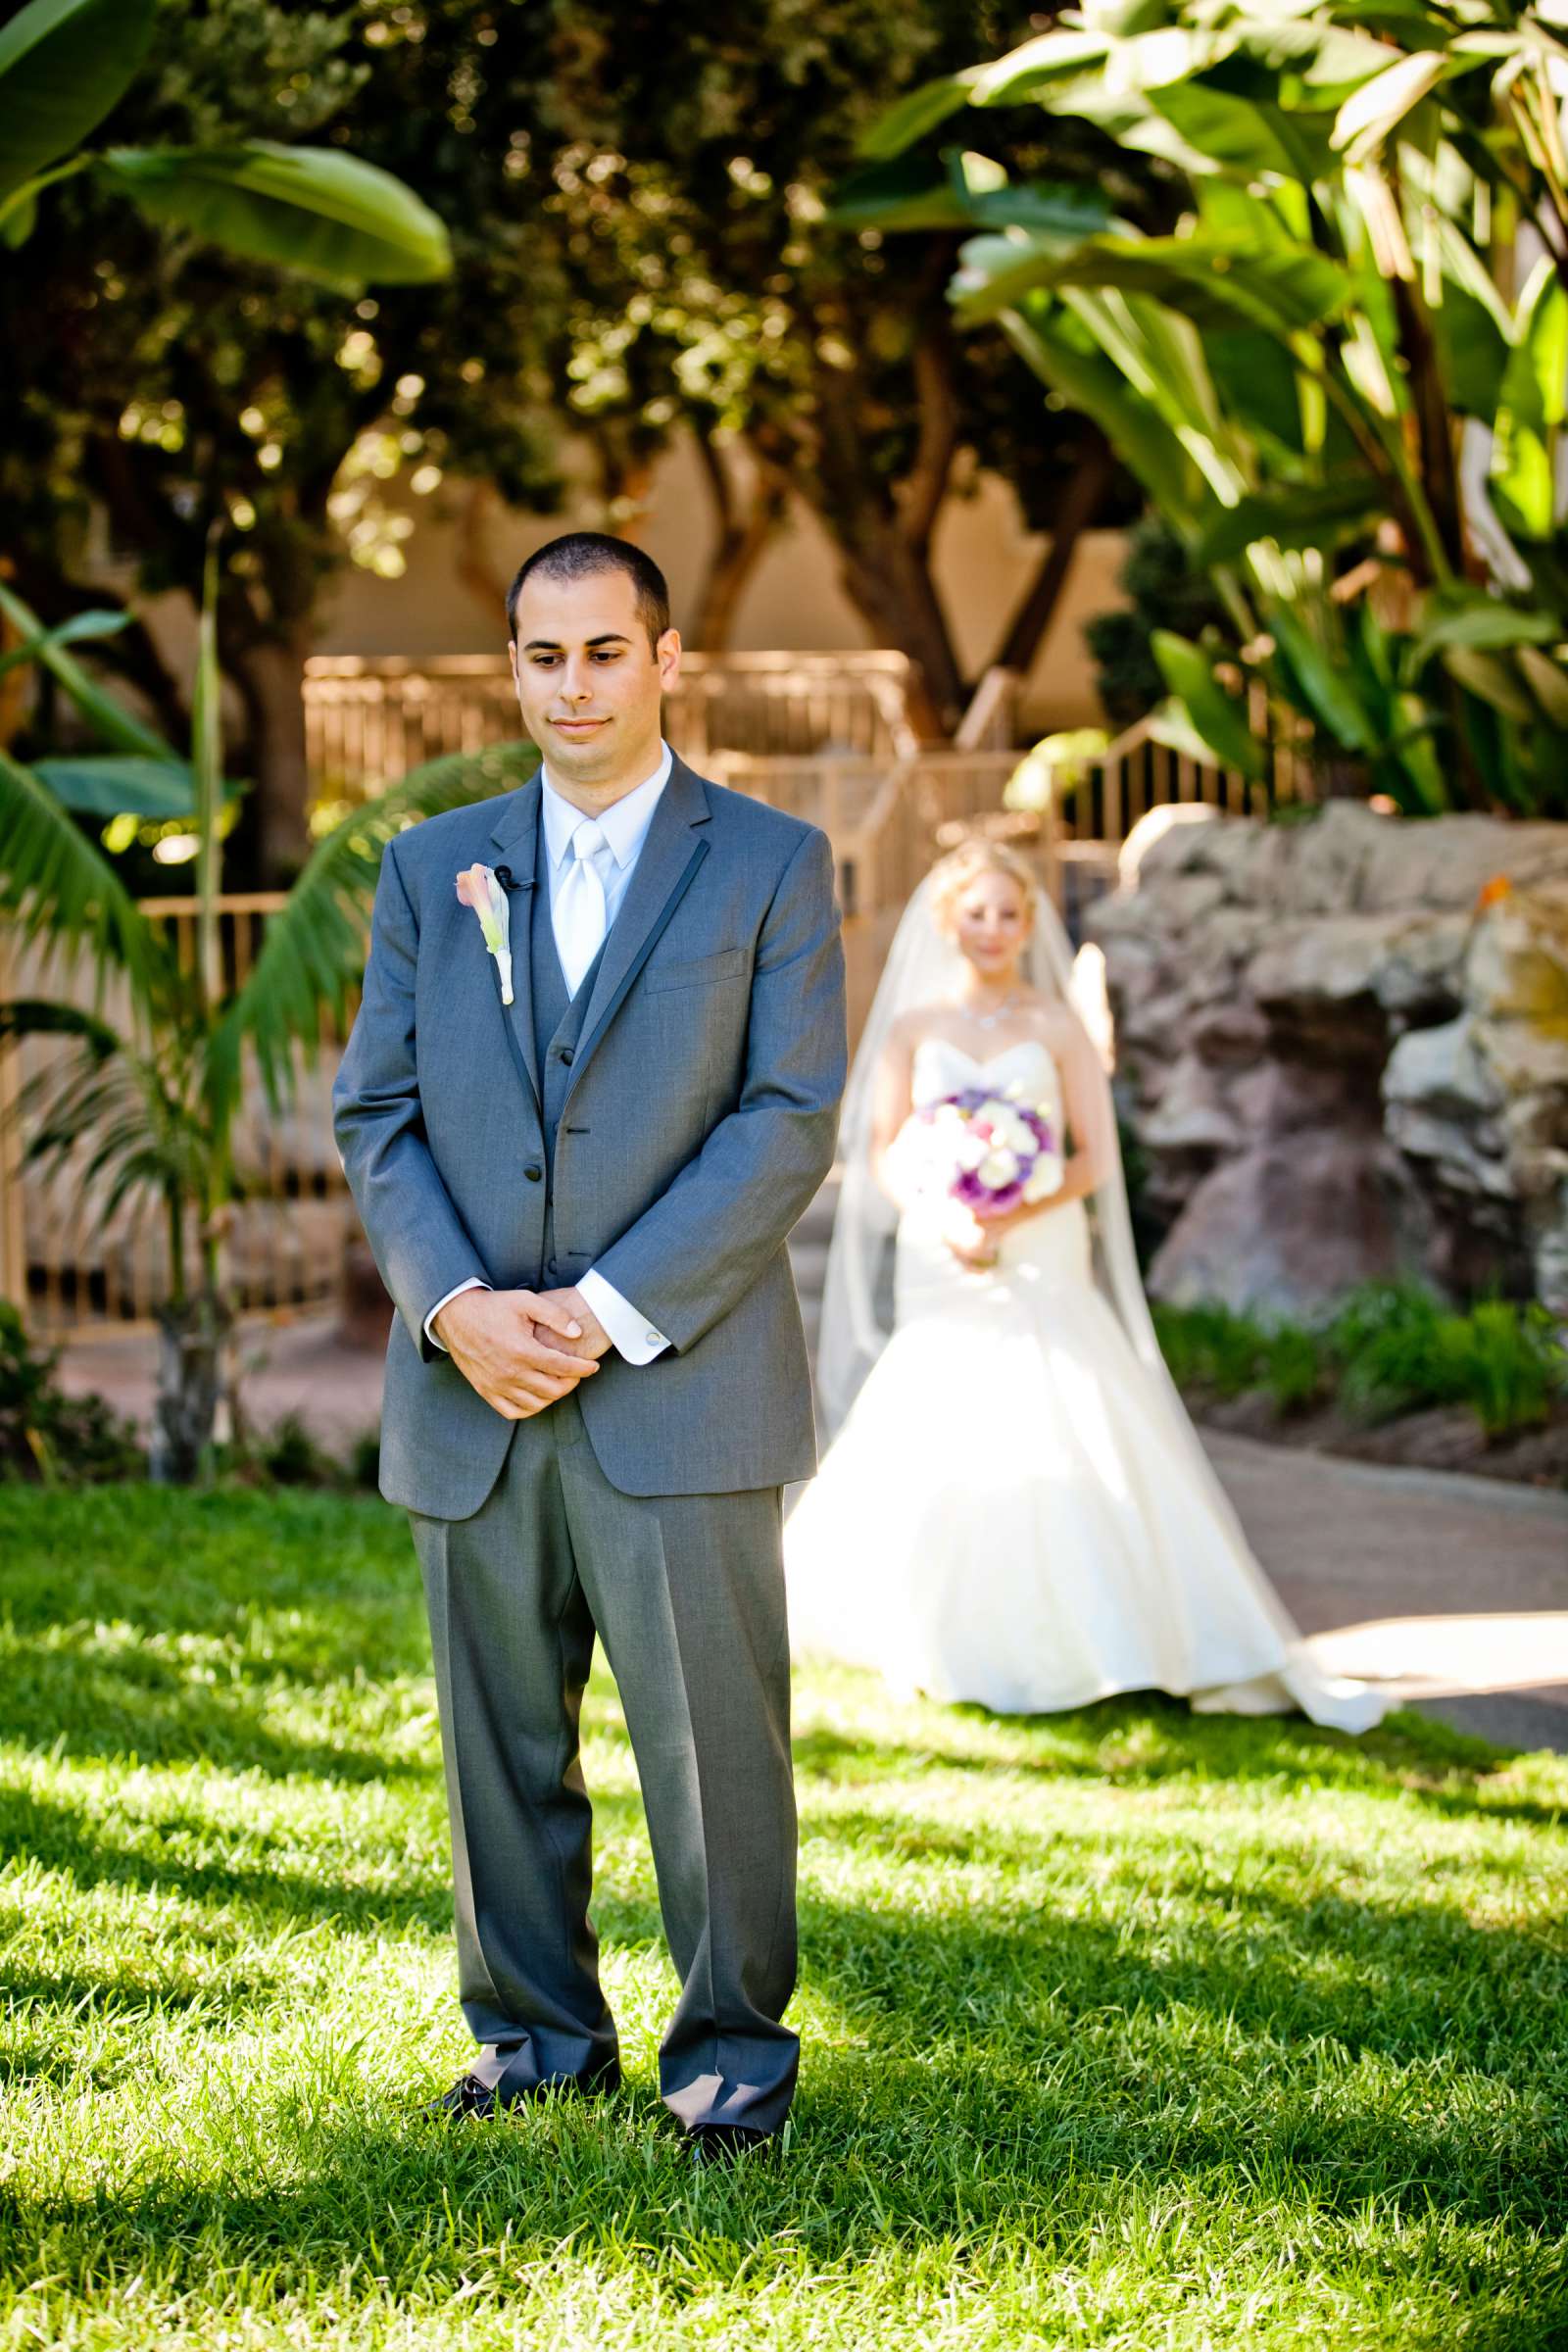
[785,838,1387,1732]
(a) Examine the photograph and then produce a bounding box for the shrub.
[1260,1326,1328,1415]
[1327,1282,1446,1419]
[0,1302,144,1483]
[1152,1301,1270,1397]
[1158,1282,1568,1443]
[348,1428,381,1492]
[1429,1299,1566,1438]
[262,1412,334,1487]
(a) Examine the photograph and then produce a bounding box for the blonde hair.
[926,837,1041,941]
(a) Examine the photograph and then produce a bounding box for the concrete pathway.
[53,1179,1568,1752]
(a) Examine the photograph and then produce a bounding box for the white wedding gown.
[786,1038,1387,1731]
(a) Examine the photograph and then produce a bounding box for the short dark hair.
[506,531,671,652]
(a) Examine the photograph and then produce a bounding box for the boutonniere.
[455,862,514,1004]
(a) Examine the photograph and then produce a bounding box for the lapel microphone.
[494,864,516,892]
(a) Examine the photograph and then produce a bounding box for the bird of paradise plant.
[845,0,1568,817]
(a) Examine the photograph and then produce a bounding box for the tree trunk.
[800,321,968,737]
[993,436,1114,675]
[454,479,514,628]
[835,519,966,736]
[150,1290,231,1484]
[230,632,314,885]
[689,430,790,649]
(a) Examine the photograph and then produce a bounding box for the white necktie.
[555,817,610,998]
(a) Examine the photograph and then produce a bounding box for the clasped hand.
[947,1188,1067,1270]
[431,1285,612,1419]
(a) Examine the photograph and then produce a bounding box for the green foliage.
[0,558,537,1469]
[1157,1284,1568,1441]
[0,0,154,215]
[1152,1299,1279,1400]
[0,0,448,280]
[1330,1283,1568,1439]
[3,0,1149,846]
[861,0,1568,815]
[0,1299,143,1482]
[1085,519,1232,728]
[1,1480,1566,2348]
[1261,1323,1329,1416]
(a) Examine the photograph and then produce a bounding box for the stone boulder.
[1087,805,1568,1315]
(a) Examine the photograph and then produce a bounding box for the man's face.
[509,564,680,788]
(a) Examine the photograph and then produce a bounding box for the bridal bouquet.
[914,1086,1062,1221]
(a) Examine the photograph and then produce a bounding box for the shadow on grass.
[2,1640,433,1784]
[0,1778,665,1954]
[792,1695,1566,1831]
[5,2025,1564,2319]
[8,1758,1563,2115]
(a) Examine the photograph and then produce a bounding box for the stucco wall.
[315,432,1129,735]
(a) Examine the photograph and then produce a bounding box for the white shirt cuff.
[424,1277,491,1351]
[578,1267,669,1364]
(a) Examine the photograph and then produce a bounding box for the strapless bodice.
[909,1035,1059,1117]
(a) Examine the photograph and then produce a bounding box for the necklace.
[966,991,1024,1031]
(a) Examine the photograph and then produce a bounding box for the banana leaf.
[855,67,990,160]
[0,0,153,202]
[98,143,451,286]
[1152,631,1269,778]
[830,153,1109,238]
[33,756,200,818]
[1197,475,1388,565]
[1406,584,1559,670]
[954,226,1352,338]
[1491,257,1568,539]
[1267,603,1378,750]
[0,607,129,684]
[0,581,172,760]
[1001,297,1210,529]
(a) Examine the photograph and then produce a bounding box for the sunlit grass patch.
[2,1484,1565,2349]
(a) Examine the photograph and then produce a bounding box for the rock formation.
[1086,803,1568,1315]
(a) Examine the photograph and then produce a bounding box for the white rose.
[1024,1152,1064,1201]
[977,1147,1020,1190]
[955,1129,991,1172]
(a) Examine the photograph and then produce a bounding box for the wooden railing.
[1055,697,1316,851]
[303,649,920,801]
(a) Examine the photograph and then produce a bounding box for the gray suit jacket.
[332,752,848,1519]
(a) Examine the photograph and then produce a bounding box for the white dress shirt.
[424,744,674,1365]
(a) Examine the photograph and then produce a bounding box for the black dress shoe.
[421,2072,505,2120]
[421,2058,620,2119]
[684,2123,776,2168]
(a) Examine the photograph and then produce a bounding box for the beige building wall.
[318,432,1129,738]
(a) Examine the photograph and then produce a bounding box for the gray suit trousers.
[409,1386,798,2134]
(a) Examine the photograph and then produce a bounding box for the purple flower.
[918,1089,1059,1223]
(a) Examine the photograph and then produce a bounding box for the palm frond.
[208,736,539,1120]
[0,996,124,1054]
[0,747,162,1002]
[8,1015,202,1243]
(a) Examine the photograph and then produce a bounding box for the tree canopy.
[4,0,1159,878]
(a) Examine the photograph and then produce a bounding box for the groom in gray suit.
[332,532,846,2163]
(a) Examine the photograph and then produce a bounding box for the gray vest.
[529,809,608,1289]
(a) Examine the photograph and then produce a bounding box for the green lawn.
[1,1485,1565,2351]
